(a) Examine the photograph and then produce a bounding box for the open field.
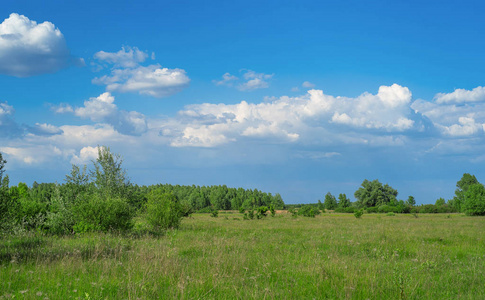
[1,213,484,299]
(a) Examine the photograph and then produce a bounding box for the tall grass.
[1,213,484,299]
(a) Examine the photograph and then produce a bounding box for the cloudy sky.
[1,0,485,204]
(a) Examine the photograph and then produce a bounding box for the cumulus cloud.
[165,84,420,147]
[70,146,99,164]
[434,86,485,104]
[412,85,485,137]
[93,47,190,98]
[302,81,315,88]
[94,46,148,68]
[331,84,415,131]
[0,145,65,165]
[213,72,239,86]
[238,70,273,91]
[0,13,81,77]
[213,70,273,91]
[27,123,63,136]
[56,92,148,136]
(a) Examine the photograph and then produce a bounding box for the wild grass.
[0,213,484,299]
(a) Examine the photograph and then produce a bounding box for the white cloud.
[0,145,64,165]
[70,146,99,164]
[412,85,485,137]
[238,70,273,91]
[57,93,148,136]
[302,81,315,88]
[93,47,190,98]
[434,86,485,104]
[213,72,238,86]
[94,46,148,68]
[74,92,117,122]
[166,84,418,147]
[28,123,63,136]
[440,116,484,137]
[0,13,80,77]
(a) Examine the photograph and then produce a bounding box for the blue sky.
[1,0,485,204]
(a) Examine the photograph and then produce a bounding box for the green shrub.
[269,204,276,217]
[365,207,378,213]
[74,195,134,233]
[334,207,356,213]
[210,209,219,218]
[354,209,364,218]
[146,192,183,231]
[386,212,395,216]
[256,206,269,219]
[298,205,321,218]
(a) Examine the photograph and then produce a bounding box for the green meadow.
[1,212,484,299]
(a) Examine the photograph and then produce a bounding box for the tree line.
[0,147,285,235]
[296,174,485,216]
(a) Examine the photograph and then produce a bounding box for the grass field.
[1,212,484,299]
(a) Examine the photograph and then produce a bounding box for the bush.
[377,205,399,214]
[298,205,321,218]
[365,207,378,214]
[146,192,183,231]
[256,206,269,219]
[354,209,364,218]
[74,195,134,233]
[334,207,356,213]
[210,209,219,218]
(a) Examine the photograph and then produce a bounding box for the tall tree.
[324,192,337,210]
[354,179,398,207]
[451,173,479,212]
[338,193,351,208]
[91,146,129,199]
[406,196,416,206]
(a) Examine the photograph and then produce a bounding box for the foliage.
[354,179,398,207]
[334,206,356,213]
[451,173,479,212]
[435,197,446,206]
[324,192,337,210]
[210,208,219,218]
[354,209,364,218]
[73,195,134,233]
[317,199,325,212]
[269,204,276,217]
[256,206,268,219]
[338,193,351,208]
[298,205,321,217]
[92,146,129,199]
[463,183,485,216]
[145,192,183,231]
[406,196,416,206]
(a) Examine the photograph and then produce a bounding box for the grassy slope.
[1,213,484,299]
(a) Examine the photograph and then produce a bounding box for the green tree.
[463,183,485,216]
[435,198,446,206]
[324,192,337,210]
[451,173,479,212]
[92,146,129,199]
[354,179,398,207]
[338,193,351,208]
[406,196,416,206]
